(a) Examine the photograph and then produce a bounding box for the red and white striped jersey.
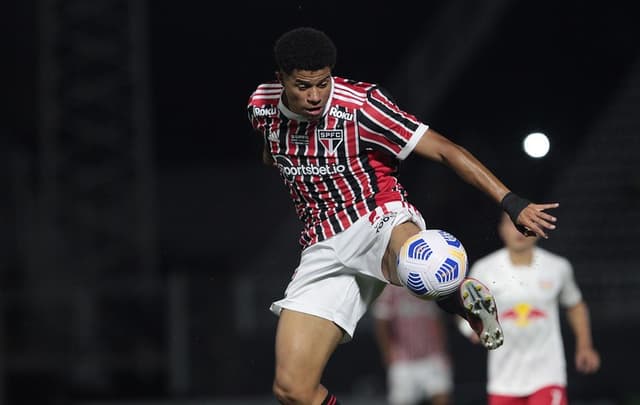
[372,285,449,362]
[247,76,428,248]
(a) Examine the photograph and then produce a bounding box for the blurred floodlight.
[523,132,550,158]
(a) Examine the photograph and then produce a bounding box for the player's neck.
[508,249,533,266]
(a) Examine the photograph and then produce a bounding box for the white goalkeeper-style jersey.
[462,246,582,396]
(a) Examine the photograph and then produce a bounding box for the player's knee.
[396,229,468,299]
[273,373,316,404]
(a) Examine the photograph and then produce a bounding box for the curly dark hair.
[273,27,337,74]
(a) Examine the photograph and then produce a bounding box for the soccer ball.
[397,229,468,300]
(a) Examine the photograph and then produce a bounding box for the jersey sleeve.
[558,258,583,307]
[246,94,262,135]
[357,87,428,160]
[247,83,281,138]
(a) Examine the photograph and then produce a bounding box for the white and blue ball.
[397,229,468,300]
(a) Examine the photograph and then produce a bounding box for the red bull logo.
[501,303,546,326]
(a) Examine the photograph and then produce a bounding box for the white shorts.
[270,201,426,342]
[388,354,453,404]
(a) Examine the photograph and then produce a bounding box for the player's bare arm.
[413,128,559,238]
[566,301,601,374]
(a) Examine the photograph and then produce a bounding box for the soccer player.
[458,213,600,405]
[247,27,559,405]
[373,285,453,405]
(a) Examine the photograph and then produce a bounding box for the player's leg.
[382,221,421,285]
[387,361,420,405]
[385,223,503,349]
[270,214,386,404]
[273,308,343,405]
[453,277,503,349]
[421,355,453,405]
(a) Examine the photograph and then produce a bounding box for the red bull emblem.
[501,302,546,326]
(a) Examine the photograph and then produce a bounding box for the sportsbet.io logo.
[274,155,346,182]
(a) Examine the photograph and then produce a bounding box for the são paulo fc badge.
[317,129,344,155]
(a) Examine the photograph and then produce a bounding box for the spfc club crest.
[317,129,344,155]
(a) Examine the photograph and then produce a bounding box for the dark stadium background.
[1,1,639,404]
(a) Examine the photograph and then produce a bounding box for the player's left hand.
[516,202,559,239]
[575,346,600,374]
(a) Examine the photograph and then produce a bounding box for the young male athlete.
[458,213,600,405]
[247,27,559,405]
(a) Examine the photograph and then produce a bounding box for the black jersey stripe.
[367,90,420,132]
[358,114,406,151]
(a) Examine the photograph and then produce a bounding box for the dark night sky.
[146,1,639,173]
[3,1,638,172]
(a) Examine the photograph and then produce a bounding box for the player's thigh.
[274,308,343,389]
[383,221,422,284]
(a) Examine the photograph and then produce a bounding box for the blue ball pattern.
[407,271,428,295]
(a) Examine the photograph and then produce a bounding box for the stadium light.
[522,132,550,158]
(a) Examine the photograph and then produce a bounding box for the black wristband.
[500,192,531,233]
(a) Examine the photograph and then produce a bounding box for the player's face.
[498,213,538,253]
[278,68,332,120]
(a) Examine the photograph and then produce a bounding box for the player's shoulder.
[535,247,572,268]
[332,76,379,107]
[469,248,505,276]
[475,248,505,266]
[248,80,282,107]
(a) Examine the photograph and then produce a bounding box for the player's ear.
[275,71,282,83]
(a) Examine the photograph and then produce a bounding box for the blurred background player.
[458,212,600,405]
[373,284,453,405]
